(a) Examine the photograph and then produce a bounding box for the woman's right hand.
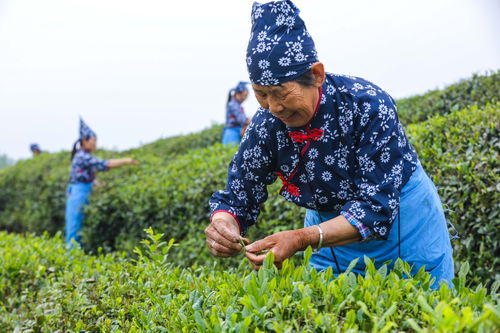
[125,158,140,166]
[205,212,248,257]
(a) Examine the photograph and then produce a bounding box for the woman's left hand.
[93,179,105,188]
[245,230,303,270]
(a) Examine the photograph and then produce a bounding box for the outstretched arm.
[107,157,139,168]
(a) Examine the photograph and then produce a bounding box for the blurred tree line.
[0,154,14,169]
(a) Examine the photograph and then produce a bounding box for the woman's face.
[252,63,325,127]
[82,137,97,152]
[235,90,249,103]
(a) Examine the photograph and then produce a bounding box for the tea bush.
[132,124,223,161]
[407,102,500,286]
[0,124,222,236]
[0,76,498,284]
[397,70,499,125]
[1,230,498,332]
[84,102,500,282]
[0,136,302,267]
[83,144,239,253]
[0,152,68,234]
[83,143,303,267]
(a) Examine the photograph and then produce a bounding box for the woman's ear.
[311,62,325,87]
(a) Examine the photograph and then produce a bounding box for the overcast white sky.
[0,0,499,160]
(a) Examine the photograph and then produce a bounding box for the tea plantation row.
[396,70,499,125]
[0,73,498,287]
[1,101,497,286]
[406,102,499,286]
[0,124,225,235]
[1,71,496,236]
[1,230,498,332]
[86,101,500,287]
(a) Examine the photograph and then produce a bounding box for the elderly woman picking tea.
[206,0,454,288]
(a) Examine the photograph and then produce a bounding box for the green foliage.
[0,152,68,234]
[0,131,301,268]
[1,230,498,332]
[84,144,237,254]
[0,75,498,286]
[131,124,224,161]
[0,124,223,238]
[83,143,302,267]
[397,70,499,125]
[407,102,500,286]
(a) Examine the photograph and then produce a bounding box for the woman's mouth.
[279,111,297,122]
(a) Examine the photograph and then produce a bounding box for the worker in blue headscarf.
[65,118,139,249]
[206,0,454,288]
[30,143,42,156]
[222,81,250,145]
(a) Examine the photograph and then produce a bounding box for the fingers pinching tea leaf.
[239,237,247,252]
[255,249,270,256]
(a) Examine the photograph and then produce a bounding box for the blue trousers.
[65,182,93,249]
[222,127,242,145]
[305,163,454,288]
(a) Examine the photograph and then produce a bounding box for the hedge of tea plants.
[406,102,500,286]
[84,101,499,284]
[0,71,495,237]
[0,124,223,236]
[0,134,303,267]
[0,151,68,234]
[0,74,498,284]
[80,142,303,268]
[396,70,499,125]
[133,124,224,161]
[1,230,498,332]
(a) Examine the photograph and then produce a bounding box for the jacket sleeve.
[83,154,109,172]
[209,109,277,234]
[341,91,415,240]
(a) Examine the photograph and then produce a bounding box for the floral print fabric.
[226,98,248,128]
[246,0,318,85]
[210,73,418,239]
[69,150,109,184]
[80,117,96,140]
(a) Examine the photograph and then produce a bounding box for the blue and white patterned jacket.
[226,98,248,128]
[69,150,109,184]
[210,73,418,240]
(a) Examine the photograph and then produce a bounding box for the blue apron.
[305,163,454,288]
[65,182,93,249]
[222,126,242,145]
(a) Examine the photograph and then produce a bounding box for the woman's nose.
[268,97,284,114]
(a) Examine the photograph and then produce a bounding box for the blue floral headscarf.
[234,81,249,93]
[246,0,319,85]
[79,117,97,140]
[30,143,40,152]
